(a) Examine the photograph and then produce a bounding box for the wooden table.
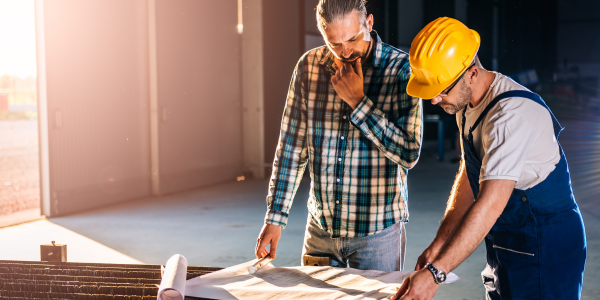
[0,260,222,299]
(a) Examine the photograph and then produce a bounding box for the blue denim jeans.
[301,214,406,272]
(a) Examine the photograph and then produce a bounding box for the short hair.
[473,56,485,70]
[316,0,368,31]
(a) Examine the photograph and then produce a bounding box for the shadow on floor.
[45,149,599,300]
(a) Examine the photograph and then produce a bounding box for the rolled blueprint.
[247,254,273,274]
[158,254,188,300]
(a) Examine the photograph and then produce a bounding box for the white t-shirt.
[457,73,560,190]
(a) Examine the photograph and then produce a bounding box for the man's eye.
[330,44,340,48]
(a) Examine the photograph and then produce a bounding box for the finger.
[255,238,269,258]
[331,75,337,86]
[396,277,411,299]
[355,58,363,78]
[255,234,263,254]
[414,258,423,271]
[344,62,352,77]
[336,69,342,81]
[270,238,279,259]
[272,234,281,259]
[346,62,355,77]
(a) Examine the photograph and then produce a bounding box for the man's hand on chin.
[392,268,439,300]
[331,58,365,110]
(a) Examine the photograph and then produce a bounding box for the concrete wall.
[155,0,243,194]
[40,0,151,216]
[397,0,425,50]
[557,0,600,82]
[38,0,243,216]
[242,0,266,179]
[262,0,303,175]
[304,0,325,52]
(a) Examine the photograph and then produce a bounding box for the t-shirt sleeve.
[479,102,537,182]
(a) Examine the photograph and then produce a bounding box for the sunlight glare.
[0,0,37,77]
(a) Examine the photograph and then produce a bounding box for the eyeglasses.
[434,63,476,99]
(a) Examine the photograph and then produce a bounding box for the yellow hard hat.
[407,17,480,99]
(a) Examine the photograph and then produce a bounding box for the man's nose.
[341,45,352,58]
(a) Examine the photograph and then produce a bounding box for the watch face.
[437,273,446,283]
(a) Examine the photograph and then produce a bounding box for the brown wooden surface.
[40,243,67,262]
[302,255,330,266]
[0,260,222,299]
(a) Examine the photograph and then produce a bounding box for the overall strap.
[460,91,516,144]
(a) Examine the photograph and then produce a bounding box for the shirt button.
[336,178,340,182]
[341,136,345,140]
[338,158,342,162]
[521,196,527,202]
[343,116,347,119]
[336,200,339,204]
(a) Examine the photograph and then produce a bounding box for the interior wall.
[262,0,303,175]
[304,0,325,52]
[396,0,424,50]
[242,0,266,179]
[40,0,244,216]
[155,0,243,194]
[368,0,399,47]
[557,0,600,83]
[554,0,600,217]
[41,0,151,216]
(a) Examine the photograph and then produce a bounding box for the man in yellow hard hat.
[393,17,586,300]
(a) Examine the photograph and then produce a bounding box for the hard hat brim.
[407,73,448,100]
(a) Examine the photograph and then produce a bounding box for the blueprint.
[184,259,459,300]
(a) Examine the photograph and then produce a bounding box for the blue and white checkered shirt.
[265,32,423,238]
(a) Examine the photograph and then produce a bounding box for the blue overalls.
[461,90,587,300]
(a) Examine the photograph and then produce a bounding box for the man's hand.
[331,58,365,110]
[392,269,439,300]
[255,224,281,259]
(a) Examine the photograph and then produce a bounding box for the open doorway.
[0,0,41,227]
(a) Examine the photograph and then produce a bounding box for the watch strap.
[425,263,446,284]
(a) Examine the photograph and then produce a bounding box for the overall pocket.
[490,231,541,299]
[492,244,535,256]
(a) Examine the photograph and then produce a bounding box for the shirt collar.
[319,30,383,74]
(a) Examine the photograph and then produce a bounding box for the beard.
[338,51,368,63]
[339,55,361,63]
[337,39,372,63]
[438,81,472,114]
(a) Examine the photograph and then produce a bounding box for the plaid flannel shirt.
[265,32,423,238]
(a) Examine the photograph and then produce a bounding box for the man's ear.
[467,67,479,85]
[366,14,374,31]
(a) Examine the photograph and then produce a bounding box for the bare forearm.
[430,161,474,249]
[432,180,515,273]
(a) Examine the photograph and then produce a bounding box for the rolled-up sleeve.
[350,62,423,169]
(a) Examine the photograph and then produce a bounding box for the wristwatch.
[425,263,447,284]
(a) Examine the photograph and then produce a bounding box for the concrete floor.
[0,151,598,299]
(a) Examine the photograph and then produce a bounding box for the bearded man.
[254,0,423,271]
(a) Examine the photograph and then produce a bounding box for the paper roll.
[158,254,188,300]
